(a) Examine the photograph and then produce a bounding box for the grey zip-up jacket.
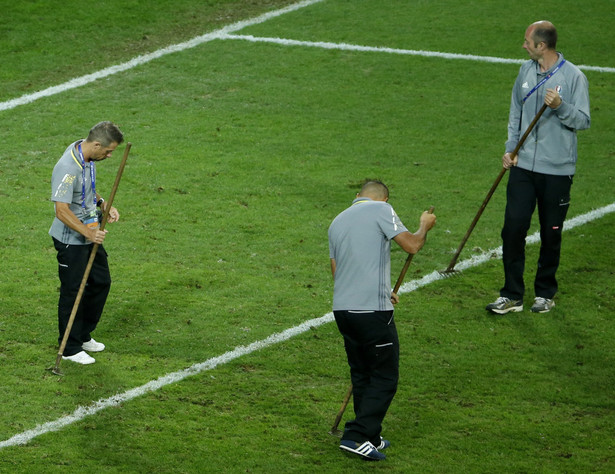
[505,53,590,176]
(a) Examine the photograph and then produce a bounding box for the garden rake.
[441,104,548,275]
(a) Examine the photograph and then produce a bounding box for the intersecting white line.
[2,0,613,112]
[0,0,326,112]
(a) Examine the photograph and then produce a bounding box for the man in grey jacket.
[487,21,590,315]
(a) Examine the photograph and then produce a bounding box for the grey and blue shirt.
[49,140,96,245]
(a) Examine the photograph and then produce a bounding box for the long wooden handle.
[443,104,548,272]
[393,206,435,293]
[99,143,131,231]
[329,383,353,434]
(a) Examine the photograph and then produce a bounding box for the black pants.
[334,310,399,445]
[501,167,572,301]
[53,238,111,356]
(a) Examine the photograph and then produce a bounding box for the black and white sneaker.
[375,437,390,450]
[340,439,386,461]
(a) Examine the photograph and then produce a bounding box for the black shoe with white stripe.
[375,437,390,450]
[339,439,386,461]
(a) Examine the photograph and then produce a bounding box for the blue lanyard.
[523,58,566,103]
[77,142,96,210]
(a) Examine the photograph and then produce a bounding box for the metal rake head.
[439,267,461,277]
[46,365,64,376]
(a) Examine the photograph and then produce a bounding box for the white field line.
[1,202,613,449]
[399,202,615,293]
[2,7,614,113]
[0,0,325,112]
[224,34,615,74]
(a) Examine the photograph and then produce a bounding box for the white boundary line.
[1,0,613,112]
[1,202,613,449]
[399,203,615,293]
[222,34,615,73]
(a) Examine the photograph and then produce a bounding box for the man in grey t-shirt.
[328,180,436,460]
[49,121,124,365]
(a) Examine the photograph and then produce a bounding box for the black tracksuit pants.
[53,238,111,356]
[334,310,399,446]
[501,166,573,301]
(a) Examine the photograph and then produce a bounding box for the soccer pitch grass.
[1,0,614,472]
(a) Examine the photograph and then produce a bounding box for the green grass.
[1,0,614,472]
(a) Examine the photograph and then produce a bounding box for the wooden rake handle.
[393,206,435,293]
[443,104,548,273]
[329,383,353,436]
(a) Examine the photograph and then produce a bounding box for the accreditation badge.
[83,211,99,229]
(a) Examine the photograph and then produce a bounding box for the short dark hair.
[86,121,124,146]
[359,180,389,200]
[533,23,557,49]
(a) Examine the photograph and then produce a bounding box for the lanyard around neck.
[78,142,96,210]
[523,58,566,103]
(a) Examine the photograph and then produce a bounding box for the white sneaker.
[62,351,96,365]
[82,338,105,352]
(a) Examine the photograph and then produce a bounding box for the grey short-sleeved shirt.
[328,197,408,311]
[49,140,96,245]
